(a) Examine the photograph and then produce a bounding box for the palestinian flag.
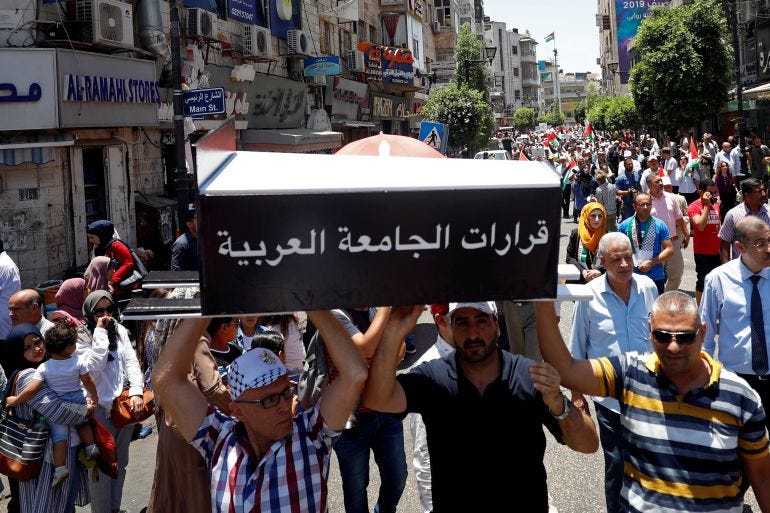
[545,32,555,42]
[561,159,578,190]
[689,137,698,160]
[519,150,529,161]
[546,132,559,150]
[584,122,595,143]
[686,137,700,177]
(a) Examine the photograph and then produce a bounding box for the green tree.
[587,100,609,131]
[421,84,494,148]
[544,102,564,126]
[575,84,601,124]
[512,107,537,129]
[603,96,640,132]
[629,0,732,129]
[454,22,486,92]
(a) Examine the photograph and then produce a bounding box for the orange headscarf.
[578,202,607,255]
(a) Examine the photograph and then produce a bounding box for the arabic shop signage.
[303,56,341,76]
[0,49,58,131]
[371,92,410,120]
[329,76,368,120]
[199,187,560,314]
[357,42,415,85]
[57,49,159,128]
[183,88,226,117]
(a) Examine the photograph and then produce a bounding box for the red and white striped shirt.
[191,404,337,513]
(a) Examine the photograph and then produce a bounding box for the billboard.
[615,0,672,84]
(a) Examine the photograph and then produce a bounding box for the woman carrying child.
[6,321,101,486]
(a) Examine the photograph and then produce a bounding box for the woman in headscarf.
[4,324,93,513]
[83,256,113,295]
[566,201,607,283]
[86,220,135,299]
[80,291,144,513]
[52,278,87,325]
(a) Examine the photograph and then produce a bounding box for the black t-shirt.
[398,350,562,513]
[211,343,243,384]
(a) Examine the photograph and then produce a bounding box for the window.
[413,38,420,60]
[514,90,521,100]
[512,45,517,54]
[513,67,519,77]
[339,28,352,54]
[320,21,334,54]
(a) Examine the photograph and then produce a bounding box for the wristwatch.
[550,394,572,421]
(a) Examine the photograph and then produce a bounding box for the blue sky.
[481,0,601,73]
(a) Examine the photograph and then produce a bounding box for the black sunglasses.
[93,306,114,315]
[652,329,699,345]
[233,385,295,410]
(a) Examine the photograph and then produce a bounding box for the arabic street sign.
[183,87,225,117]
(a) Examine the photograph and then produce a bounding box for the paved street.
[0,215,753,513]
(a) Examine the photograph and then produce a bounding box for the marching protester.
[152,311,368,512]
[719,178,770,262]
[702,217,770,433]
[535,294,770,512]
[364,303,598,513]
[567,233,657,513]
[566,202,607,283]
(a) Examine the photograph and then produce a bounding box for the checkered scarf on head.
[228,348,288,401]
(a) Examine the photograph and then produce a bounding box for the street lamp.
[462,46,497,84]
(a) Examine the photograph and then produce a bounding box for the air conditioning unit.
[345,49,364,71]
[242,24,272,57]
[186,8,215,39]
[432,21,441,33]
[75,0,135,49]
[287,29,310,55]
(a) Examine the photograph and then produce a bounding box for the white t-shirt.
[33,356,88,394]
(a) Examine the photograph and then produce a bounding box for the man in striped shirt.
[153,313,368,513]
[535,292,770,513]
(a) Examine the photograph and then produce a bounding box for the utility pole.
[553,48,562,115]
[170,0,190,227]
[725,0,745,151]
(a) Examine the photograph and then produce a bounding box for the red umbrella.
[336,133,446,158]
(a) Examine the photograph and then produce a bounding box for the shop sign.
[228,0,264,25]
[329,76,368,120]
[304,56,341,76]
[728,99,755,111]
[57,49,158,128]
[357,42,414,85]
[371,92,410,119]
[0,49,58,131]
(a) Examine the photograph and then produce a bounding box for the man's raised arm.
[151,318,211,442]
[363,305,423,413]
[308,310,368,431]
[534,302,602,396]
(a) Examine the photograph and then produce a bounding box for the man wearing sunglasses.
[702,216,770,435]
[535,292,770,513]
[152,312,368,513]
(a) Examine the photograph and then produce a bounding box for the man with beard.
[364,302,598,513]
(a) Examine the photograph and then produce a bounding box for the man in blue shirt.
[568,232,658,513]
[702,216,770,430]
[617,192,674,294]
[170,209,199,271]
[615,158,640,221]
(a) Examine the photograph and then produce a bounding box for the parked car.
[474,150,511,160]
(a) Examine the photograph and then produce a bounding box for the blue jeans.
[333,411,407,513]
[595,404,624,513]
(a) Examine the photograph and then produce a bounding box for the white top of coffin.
[199,151,560,195]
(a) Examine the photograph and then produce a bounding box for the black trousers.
[561,187,571,217]
[738,373,770,431]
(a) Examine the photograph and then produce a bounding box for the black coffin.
[196,122,561,315]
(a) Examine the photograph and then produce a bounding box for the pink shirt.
[650,191,682,237]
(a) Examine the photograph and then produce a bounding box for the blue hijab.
[4,323,44,375]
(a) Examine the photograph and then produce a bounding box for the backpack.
[297,331,328,409]
[106,239,149,288]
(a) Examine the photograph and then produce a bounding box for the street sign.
[183,87,225,117]
[418,121,447,153]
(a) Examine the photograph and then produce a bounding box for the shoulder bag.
[0,371,48,481]
[110,388,155,429]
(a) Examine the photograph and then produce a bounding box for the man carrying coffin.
[364,302,599,513]
[152,312,367,512]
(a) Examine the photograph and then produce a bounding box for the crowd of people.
[0,127,768,513]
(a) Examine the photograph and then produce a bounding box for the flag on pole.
[686,137,700,177]
[689,137,698,160]
[545,32,555,42]
[584,122,595,144]
[546,132,559,150]
[561,159,578,190]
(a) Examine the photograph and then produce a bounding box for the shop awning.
[743,82,770,95]
[0,134,74,166]
[240,128,342,153]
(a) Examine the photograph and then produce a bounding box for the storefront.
[327,77,374,146]
[0,48,163,285]
[370,91,412,134]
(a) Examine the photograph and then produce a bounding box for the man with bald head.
[9,289,53,335]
